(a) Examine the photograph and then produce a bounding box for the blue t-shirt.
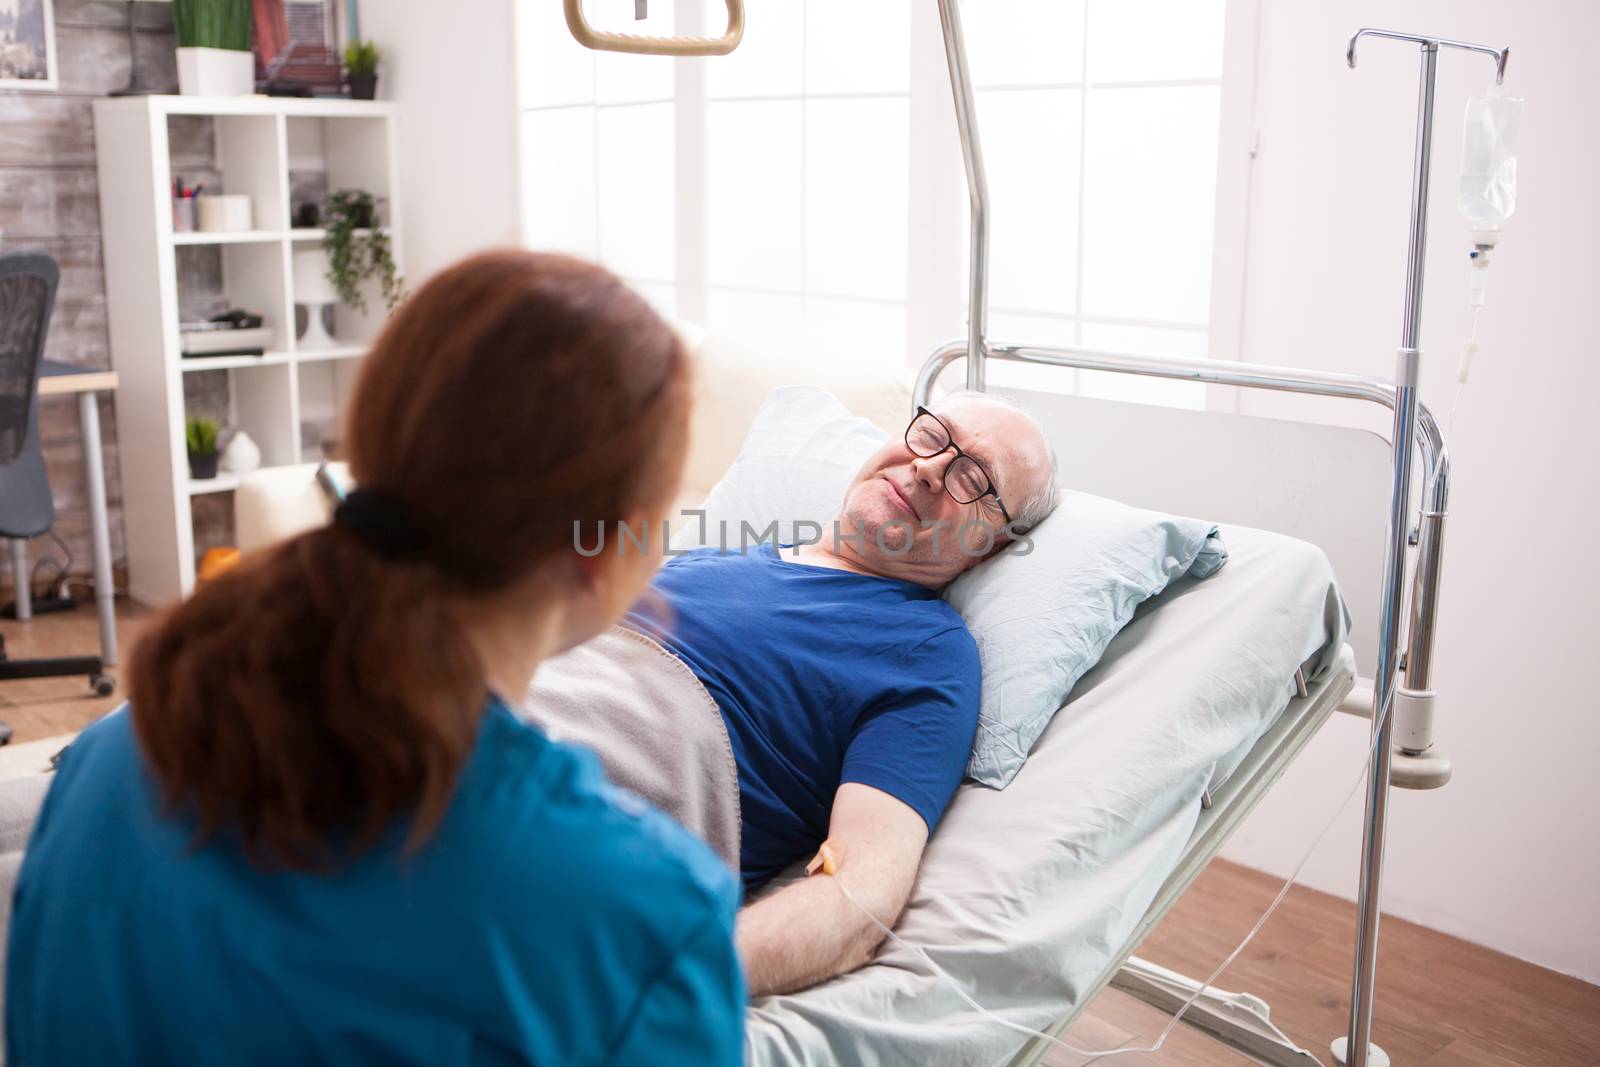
[623,543,981,888]
[6,700,745,1067]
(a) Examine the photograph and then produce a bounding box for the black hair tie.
[334,487,429,563]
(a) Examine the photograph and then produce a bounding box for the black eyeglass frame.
[904,406,1012,524]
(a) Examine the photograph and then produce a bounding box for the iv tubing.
[828,675,1400,1062]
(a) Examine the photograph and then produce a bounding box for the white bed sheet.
[745,524,1350,1067]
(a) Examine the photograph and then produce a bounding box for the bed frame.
[1017,648,1357,1065]
[912,341,1435,1067]
[926,3,1487,1064]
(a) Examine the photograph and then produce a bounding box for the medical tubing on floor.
[828,674,1401,1062]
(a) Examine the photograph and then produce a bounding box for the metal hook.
[1347,28,1509,84]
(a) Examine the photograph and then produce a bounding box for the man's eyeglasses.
[904,407,1011,524]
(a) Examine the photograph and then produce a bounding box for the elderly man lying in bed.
[617,394,1060,996]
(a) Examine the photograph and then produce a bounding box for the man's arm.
[735,782,928,997]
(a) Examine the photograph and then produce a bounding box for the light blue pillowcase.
[678,385,1227,790]
[1190,531,1230,579]
[946,491,1224,788]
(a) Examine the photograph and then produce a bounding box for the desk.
[20,361,120,667]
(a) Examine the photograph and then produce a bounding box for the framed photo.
[253,0,342,94]
[0,0,58,92]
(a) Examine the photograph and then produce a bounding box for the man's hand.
[735,782,928,997]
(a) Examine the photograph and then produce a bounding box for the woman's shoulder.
[458,701,740,920]
[49,705,140,787]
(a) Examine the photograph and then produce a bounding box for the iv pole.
[1335,29,1508,1067]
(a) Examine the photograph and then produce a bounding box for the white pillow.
[675,386,1226,788]
[673,385,881,551]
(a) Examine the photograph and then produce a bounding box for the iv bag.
[1459,93,1523,225]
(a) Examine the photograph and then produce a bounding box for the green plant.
[322,189,404,313]
[172,0,251,51]
[186,416,219,457]
[343,39,381,76]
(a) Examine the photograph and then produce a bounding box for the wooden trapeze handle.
[563,0,744,57]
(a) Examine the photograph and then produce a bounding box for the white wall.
[1218,0,1600,983]
[360,0,522,281]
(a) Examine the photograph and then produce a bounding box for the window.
[962,0,1226,406]
[703,0,912,368]
[516,0,1234,406]
[516,0,680,316]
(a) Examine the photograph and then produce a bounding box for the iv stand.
[1335,29,1508,1067]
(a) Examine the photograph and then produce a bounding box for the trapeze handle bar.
[1346,28,1508,84]
[564,0,744,56]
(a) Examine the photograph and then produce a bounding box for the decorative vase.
[219,430,262,474]
[176,47,255,97]
[293,249,339,350]
[189,452,220,480]
[348,72,378,100]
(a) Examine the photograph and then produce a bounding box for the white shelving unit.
[93,95,403,604]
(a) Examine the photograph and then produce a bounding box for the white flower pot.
[176,47,255,97]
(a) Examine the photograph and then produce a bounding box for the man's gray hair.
[934,390,1062,534]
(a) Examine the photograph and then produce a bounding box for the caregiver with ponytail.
[6,251,744,1065]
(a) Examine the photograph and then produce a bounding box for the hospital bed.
[219,331,1398,1067]
[727,223,1458,1067]
[147,319,1445,1067]
[742,363,1406,1067]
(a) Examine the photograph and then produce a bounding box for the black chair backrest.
[0,252,59,466]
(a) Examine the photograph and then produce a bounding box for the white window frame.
[514,0,1260,411]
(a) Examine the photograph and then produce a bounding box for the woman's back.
[7,701,742,1066]
[4,251,740,1062]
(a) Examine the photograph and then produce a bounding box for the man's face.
[834,397,1049,587]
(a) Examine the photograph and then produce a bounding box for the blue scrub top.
[624,543,981,889]
[6,700,745,1066]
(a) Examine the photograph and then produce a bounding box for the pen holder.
[172,197,197,233]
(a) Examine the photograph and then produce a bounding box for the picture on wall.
[0,0,57,91]
[253,0,341,93]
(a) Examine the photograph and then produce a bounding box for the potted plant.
[344,39,381,100]
[321,189,404,312]
[173,0,253,97]
[186,417,221,480]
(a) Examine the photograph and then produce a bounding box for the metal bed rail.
[913,337,1450,690]
[914,338,1452,787]
[933,3,1502,1060]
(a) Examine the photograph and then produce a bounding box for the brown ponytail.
[128,250,690,868]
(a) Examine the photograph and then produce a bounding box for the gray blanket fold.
[520,626,742,871]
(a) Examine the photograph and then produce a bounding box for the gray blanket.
[521,626,742,871]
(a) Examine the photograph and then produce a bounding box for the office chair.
[0,252,112,741]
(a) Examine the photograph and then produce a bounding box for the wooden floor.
[1044,860,1600,1065]
[6,603,1599,1065]
[0,596,153,743]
